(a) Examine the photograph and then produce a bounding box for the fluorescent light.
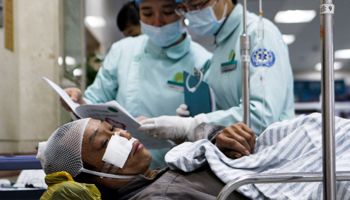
[315,62,343,71]
[57,56,76,65]
[85,16,106,28]
[274,10,316,23]
[184,19,189,26]
[282,35,295,45]
[335,49,350,59]
[65,56,76,66]
[73,69,82,77]
[58,57,63,65]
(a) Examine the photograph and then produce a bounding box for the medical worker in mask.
[61,0,212,169]
[139,0,294,151]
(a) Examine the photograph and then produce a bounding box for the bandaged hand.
[138,115,206,141]
[216,123,255,159]
[176,104,190,117]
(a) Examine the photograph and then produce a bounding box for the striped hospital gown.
[165,113,350,199]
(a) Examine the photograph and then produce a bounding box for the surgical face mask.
[140,19,184,47]
[80,130,138,179]
[184,1,227,36]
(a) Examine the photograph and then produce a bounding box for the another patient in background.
[117,1,141,37]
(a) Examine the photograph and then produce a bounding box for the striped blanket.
[165,113,350,199]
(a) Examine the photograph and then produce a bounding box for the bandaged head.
[36,119,137,179]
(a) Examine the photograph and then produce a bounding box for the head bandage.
[36,119,136,179]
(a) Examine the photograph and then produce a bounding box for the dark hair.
[117,1,140,32]
[232,0,237,4]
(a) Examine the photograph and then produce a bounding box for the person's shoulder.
[103,35,148,66]
[246,11,279,32]
[188,39,212,58]
[263,18,281,34]
[110,35,148,51]
[246,12,283,41]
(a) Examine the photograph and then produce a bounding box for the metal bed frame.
[217,0,348,199]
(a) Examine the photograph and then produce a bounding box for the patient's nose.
[119,131,132,140]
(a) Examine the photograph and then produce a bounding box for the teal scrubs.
[84,34,212,169]
[204,4,295,136]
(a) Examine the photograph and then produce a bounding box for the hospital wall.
[0,0,61,154]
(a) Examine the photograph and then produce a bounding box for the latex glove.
[138,115,206,141]
[176,104,190,117]
[215,123,256,159]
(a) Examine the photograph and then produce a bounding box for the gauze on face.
[102,131,138,169]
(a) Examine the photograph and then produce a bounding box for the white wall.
[85,0,127,55]
[0,0,60,154]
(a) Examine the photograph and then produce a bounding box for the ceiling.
[86,0,350,72]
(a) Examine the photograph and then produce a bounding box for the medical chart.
[43,77,140,132]
[183,71,216,117]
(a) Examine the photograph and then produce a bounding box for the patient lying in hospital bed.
[36,118,249,200]
[37,113,350,199]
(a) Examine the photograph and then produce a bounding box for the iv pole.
[320,0,336,199]
[241,0,250,126]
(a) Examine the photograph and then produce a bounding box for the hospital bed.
[217,0,349,199]
[1,0,345,199]
[0,155,45,200]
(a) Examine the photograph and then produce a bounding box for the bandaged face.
[81,119,152,178]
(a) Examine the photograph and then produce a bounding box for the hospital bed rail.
[218,0,337,199]
[217,172,350,200]
[0,155,42,170]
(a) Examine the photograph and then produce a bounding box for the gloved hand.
[138,115,206,141]
[176,104,190,117]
